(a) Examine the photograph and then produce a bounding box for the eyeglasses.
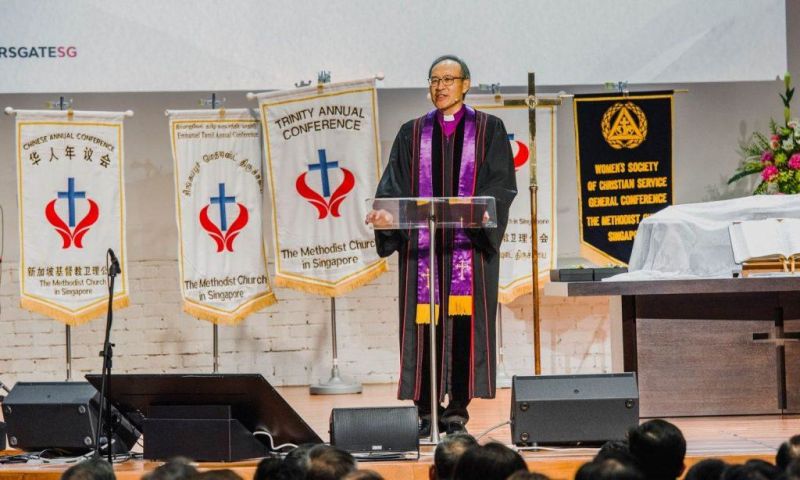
[428,76,464,87]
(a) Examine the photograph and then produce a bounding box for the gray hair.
[428,54,471,80]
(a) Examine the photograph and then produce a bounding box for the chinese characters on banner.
[15,110,129,325]
[473,97,557,303]
[254,79,387,296]
[169,109,277,324]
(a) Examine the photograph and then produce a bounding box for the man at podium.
[366,55,516,435]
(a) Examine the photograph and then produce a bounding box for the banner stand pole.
[310,297,362,395]
[495,304,512,388]
[52,95,74,382]
[201,92,226,374]
[527,73,542,375]
[212,324,219,373]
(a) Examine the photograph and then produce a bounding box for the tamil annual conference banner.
[15,110,129,325]
[574,91,674,265]
[254,79,387,296]
[473,96,557,304]
[168,109,277,324]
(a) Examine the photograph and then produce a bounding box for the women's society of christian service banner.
[473,97,557,304]
[15,110,129,325]
[169,109,277,324]
[574,92,674,265]
[255,79,387,296]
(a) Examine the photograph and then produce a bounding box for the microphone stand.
[94,252,119,462]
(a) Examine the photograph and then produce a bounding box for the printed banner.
[15,110,129,325]
[255,79,387,296]
[574,92,674,265]
[169,109,277,324]
[473,96,557,304]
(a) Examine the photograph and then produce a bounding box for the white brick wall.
[0,258,611,389]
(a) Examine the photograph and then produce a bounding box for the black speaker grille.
[330,406,418,453]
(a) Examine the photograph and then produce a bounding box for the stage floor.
[0,383,797,480]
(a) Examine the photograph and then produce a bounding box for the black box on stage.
[2,382,140,453]
[330,406,419,456]
[143,405,266,462]
[511,373,638,446]
[0,421,6,450]
[85,374,322,462]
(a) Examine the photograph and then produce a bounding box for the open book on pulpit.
[729,218,800,273]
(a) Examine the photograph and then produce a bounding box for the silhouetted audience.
[62,457,116,480]
[144,457,198,480]
[191,470,242,480]
[341,470,384,480]
[685,459,728,480]
[627,419,686,480]
[575,458,645,480]
[777,435,800,471]
[720,463,772,480]
[430,433,478,480]
[305,445,357,480]
[786,459,800,480]
[506,471,549,480]
[451,442,527,480]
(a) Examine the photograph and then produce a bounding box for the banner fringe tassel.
[183,292,278,325]
[274,261,388,297]
[21,295,130,326]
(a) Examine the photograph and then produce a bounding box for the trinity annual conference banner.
[15,110,129,325]
[574,91,674,265]
[473,96,557,304]
[255,79,387,296]
[168,109,277,324]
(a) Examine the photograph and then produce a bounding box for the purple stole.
[416,106,477,324]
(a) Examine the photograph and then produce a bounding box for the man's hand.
[365,209,395,228]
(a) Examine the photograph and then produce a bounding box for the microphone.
[107,248,121,276]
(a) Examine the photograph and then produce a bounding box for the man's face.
[429,60,470,113]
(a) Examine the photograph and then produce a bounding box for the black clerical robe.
[374,108,516,401]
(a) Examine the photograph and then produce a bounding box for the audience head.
[627,419,686,480]
[281,443,316,478]
[506,472,549,480]
[253,456,283,480]
[777,435,800,470]
[430,433,478,480]
[192,471,242,480]
[451,442,527,480]
[61,457,116,480]
[720,464,772,480]
[305,445,357,480]
[342,471,384,480]
[594,440,638,466]
[143,457,198,480]
[786,459,800,480]
[575,458,645,480]
[685,459,728,480]
[743,459,781,480]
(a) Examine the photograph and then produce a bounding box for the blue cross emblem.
[57,177,86,227]
[308,149,339,198]
[210,183,236,231]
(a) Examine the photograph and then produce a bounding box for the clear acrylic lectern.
[366,196,497,443]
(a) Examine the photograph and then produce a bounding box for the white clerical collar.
[443,114,456,121]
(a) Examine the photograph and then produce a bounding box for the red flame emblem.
[45,199,99,249]
[296,168,355,220]
[199,204,249,253]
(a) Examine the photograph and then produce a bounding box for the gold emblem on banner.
[601,102,647,149]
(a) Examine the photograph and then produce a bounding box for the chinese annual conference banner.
[473,96,557,304]
[254,79,387,296]
[574,92,674,265]
[15,110,129,325]
[169,109,277,324]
